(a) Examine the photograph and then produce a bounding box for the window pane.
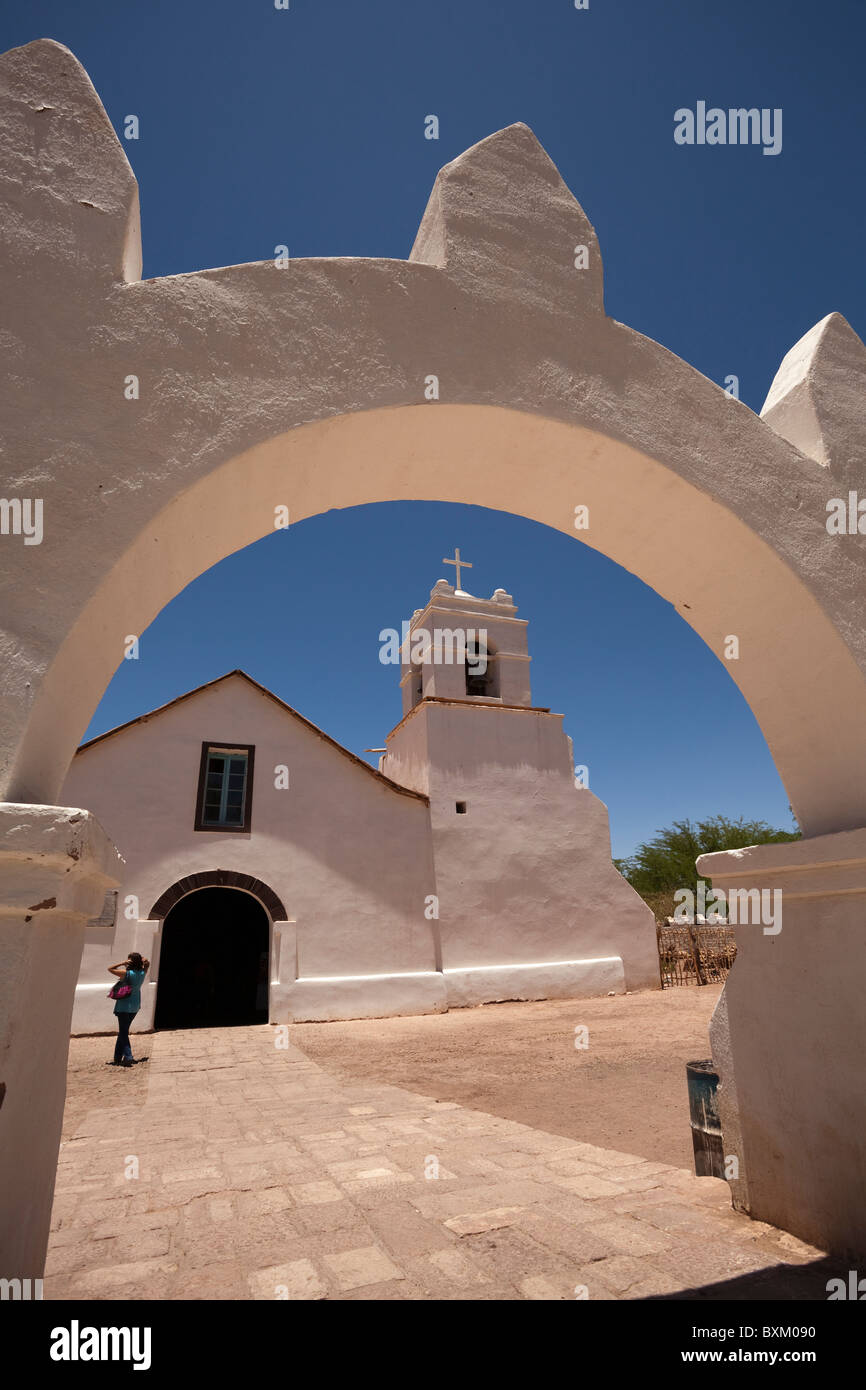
[200,748,250,828]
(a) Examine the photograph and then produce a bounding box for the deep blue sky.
[6,1,863,856]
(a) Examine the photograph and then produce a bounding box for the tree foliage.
[615,814,800,920]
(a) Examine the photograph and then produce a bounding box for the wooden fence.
[656,920,737,988]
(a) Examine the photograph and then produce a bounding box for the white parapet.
[698,828,866,1257]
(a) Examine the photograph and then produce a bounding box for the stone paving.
[46,1026,830,1301]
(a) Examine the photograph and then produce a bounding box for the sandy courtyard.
[289,984,723,1170]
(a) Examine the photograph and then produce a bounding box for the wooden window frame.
[194,742,255,833]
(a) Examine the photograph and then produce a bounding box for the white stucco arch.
[9,401,866,839]
[3,37,866,1268]
[2,41,865,840]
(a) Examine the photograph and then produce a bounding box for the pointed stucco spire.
[410,122,604,317]
[761,313,866,480]
[0,39,141,282]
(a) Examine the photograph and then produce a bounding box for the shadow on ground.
[646,1255,850,1300]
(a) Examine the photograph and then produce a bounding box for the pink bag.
[108,982,132,1000]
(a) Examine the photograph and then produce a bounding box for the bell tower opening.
[398,557,532,716]
[412,662,424,706]
[465,636,499,697]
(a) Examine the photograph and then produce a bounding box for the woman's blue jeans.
[114,1011,138,1063]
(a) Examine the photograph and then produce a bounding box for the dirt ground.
[289,984,723,1171]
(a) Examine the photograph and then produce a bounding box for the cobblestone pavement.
[46,1026,830,1301]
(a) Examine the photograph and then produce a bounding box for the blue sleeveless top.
[114,967,146,1015]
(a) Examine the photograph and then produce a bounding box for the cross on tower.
[443,547,472,591]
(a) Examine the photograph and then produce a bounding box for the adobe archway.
[149,870,288,924]
[149,873,285,1031]
[154,886,271,1030]
[2,38,866,1273]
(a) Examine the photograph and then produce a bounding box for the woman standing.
[108,953,149,1067]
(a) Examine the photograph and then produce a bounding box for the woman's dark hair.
[128,952,144,971]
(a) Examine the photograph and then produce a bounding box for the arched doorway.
[154,887,270,1029]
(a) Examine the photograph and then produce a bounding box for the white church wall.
[281,971,448,1023]
[60,675,439,1032]
[379,704,432,797]
[443,958,624,1008]
[385,699,660,996]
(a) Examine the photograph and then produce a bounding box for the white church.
[62,565,660,1035]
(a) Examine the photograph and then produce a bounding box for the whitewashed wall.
[61,675,438,1030]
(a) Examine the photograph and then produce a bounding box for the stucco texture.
[2,39,866,845]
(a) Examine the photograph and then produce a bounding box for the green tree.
[615,814,800,923]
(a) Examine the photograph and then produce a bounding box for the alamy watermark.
[1,1277,42,1300]
[50,1321,151,1370]
[0,498,42,545]
[674,103,782,157]
[826,492,866,534]
[673,879,782,934]
[827,1270,866,1300]
[379,623,488,672]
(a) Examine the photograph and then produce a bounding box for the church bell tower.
[378,550,658,1005]
[396,551,533,719]
[381,550,568,801]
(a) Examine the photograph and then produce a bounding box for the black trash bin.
[686,1059,725,1179]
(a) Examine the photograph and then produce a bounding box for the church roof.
[75,670,428,802]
